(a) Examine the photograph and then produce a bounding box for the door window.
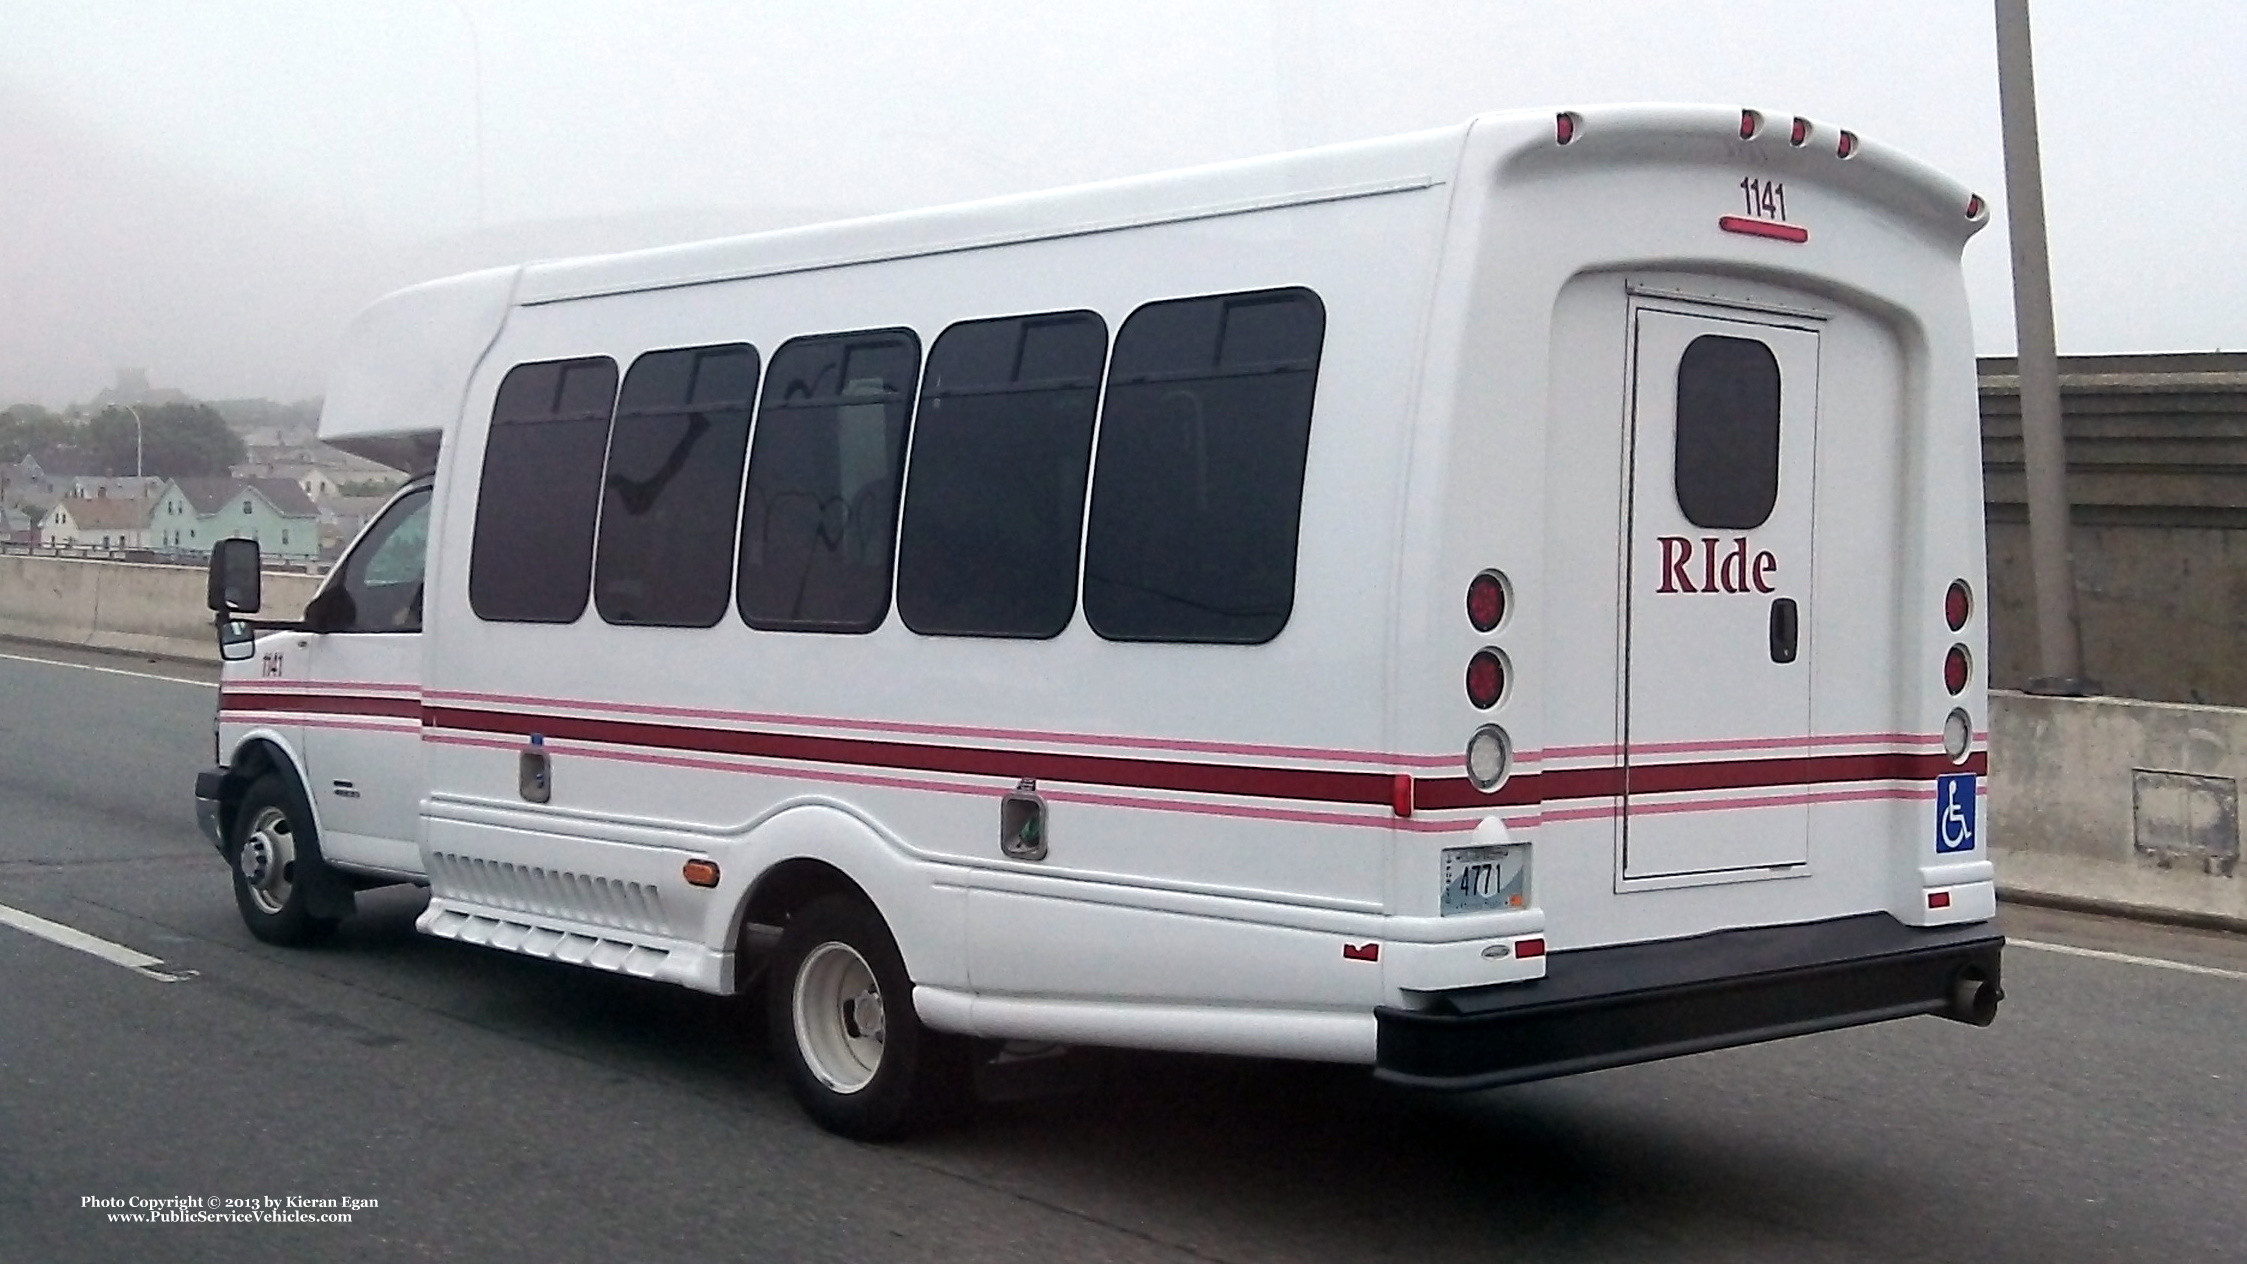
[329,488,432,632]
[1673,334,1782,529]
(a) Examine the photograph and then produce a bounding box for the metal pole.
[1994,0,2092,694]
[122,404,143,481]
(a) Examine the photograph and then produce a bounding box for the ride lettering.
[1656,536,1777,594]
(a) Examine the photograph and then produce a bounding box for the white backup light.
[1943,708,1972,763]
[1466,725,1511,792]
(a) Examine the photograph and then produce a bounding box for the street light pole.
[119,403,144,481]
[1993,0,2093,694]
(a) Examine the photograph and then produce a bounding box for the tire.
[226,775,340,946]
[768,892,969,1140]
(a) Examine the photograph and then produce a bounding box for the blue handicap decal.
[1935,773,1978,854]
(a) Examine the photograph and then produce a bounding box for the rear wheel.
[768,892,968,1139]
[227,775,339,946]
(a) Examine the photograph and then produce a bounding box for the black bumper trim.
[1375,912,2003,1091]
[195,766,228,852]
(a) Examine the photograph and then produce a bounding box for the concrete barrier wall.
[1980,352,2247,706]
[0,554,322,662]
[1992,690,2247,928]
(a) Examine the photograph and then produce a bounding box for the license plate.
[1441,843,1528,916]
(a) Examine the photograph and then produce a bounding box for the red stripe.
[227,690,1983,812]
[422,705,1398,808]
[1718,215,1809,243]
[220,691,423,719]
[1415,750,1986,811]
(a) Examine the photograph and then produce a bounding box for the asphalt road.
[1,642,2244,1264]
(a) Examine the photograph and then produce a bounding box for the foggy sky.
[3,1,2242,407]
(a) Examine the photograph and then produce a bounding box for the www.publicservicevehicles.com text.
[83,1195,377,1224]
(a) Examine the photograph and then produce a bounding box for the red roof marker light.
[1555,112,1580,145]
[1790,117,1811,146]
[1740,109,1763,139]
[1837,130,1859,159]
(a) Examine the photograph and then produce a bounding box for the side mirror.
[216,618,257,662]
[208,538,262,614]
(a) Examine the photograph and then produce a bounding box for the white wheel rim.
[237,805,297,915]
[792,940,885,1094]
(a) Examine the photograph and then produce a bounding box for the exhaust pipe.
[1944,967,2003,1026]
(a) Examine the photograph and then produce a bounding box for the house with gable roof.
[148,477,321,560]
[40,495,156,550]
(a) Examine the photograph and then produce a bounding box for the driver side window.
[324,487,432,633]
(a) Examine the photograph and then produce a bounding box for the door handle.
[1769,597,1798,664]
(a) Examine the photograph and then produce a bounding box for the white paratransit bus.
[195,104,2005,1139]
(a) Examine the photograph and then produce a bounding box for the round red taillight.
[1466,649,1506,710]
[1791,117,1811,146]
[1945,580,1972,631]
[1944,644,1971,695]
[1467,571,1506,632]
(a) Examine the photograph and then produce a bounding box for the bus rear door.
[1622,301,1821,881]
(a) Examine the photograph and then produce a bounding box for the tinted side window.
[1674,334,1781,529]
[736,329,920,633]
[1083,288,1325,644]
[595,344,759,627]
[897,312,1107,638]
[470,357,618,622]
[333,487,432,632]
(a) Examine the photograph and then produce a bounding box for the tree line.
[0,402,246,478]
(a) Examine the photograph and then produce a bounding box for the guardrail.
[0,541,328,573]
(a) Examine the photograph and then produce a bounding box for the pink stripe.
[425,732,1421,831]
[1541,783,1943,825]
[420,735,1957,834]
[1542,731,1939,760]
[223,679,421,695]
[223,712,421,734]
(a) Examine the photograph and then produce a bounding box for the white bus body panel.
[225,105,1998,1069]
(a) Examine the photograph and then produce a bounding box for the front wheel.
[768,892,968,1140]
[227,775,339,946]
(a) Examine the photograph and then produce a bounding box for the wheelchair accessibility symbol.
[1934,773,1978,854]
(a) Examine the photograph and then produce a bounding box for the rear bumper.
[1375,912,2003,1091]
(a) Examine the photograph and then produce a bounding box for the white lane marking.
[2012,938,2247,982]
[0,901,197,982]
[0,649,216,688]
